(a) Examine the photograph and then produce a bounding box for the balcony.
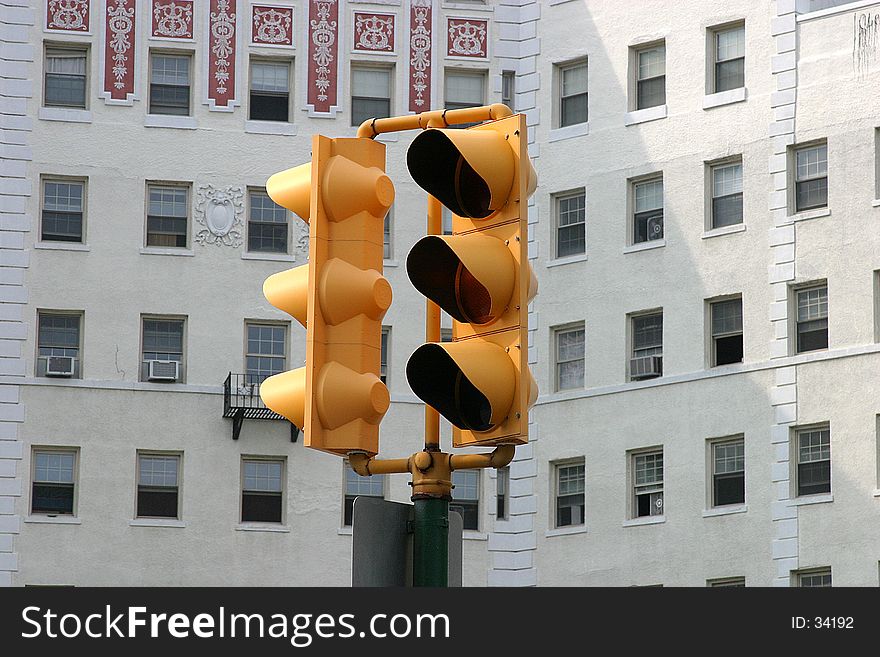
[223,372,299,442]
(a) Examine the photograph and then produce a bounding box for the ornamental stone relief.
[195,185,243,247]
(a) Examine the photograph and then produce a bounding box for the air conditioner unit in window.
[147,359,179,381]
[630,355,662,380]
[46,356,75,377]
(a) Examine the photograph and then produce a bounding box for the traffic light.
[405,113,538,447]
[260,136,394,457]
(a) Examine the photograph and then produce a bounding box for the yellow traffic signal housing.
[260,136,394,457]
[406,113,538,447]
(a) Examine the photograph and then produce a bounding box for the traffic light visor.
[266,162,311,222]
[406,341,515,432]
[406,129,515,219]
[260,367,306,429]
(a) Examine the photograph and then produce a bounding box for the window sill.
[873,489,880,497]
[548,122,589,143]
[235,524,291,533]
[788,494,832,507]
[144,115,197,130]
[463,531,488,541]
[624,104,667,126]
[129,519,186,528]
[245,120,297,136]
[623,515,665,527]
[38,107,92,123]
[872,199,880,208]
[241,252,295,262]
[139,247,195,257]
[337,526,353,536]
[702,504,748,518]
[702,87,747,110]
[383,259,400,268]
[623,239,665,254]
[546,253,587,268]
[789,207,830,223]
[702,224,746,239]
[35,242,90,252]
[441,0,494,10]
[546,525,587,538]
[24,516,81,525]
[376,133,399,144]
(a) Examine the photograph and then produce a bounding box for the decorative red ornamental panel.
[252,5,294,46]
[307,0,339,113]
[208,0,237,109]
[47,0,90,32]
[103,0,136,101]
[408,0,432,112]
[447,17,487,58]
[354,12,394,53]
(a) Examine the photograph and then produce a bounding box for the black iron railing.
[223,373,298,441]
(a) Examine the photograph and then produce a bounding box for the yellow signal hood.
[259,367,306,429]
[266,162,312,222]
[262,264,309,327]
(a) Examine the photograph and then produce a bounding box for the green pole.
[412,497,448,587]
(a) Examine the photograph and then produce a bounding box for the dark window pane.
[248,222,288,253]
[137,489,178,518]
[797,320,828,353]
[344,495,355,526]
[714,473,745,506]
[496,494,506,519]
[351,97,391,126]
[242,492,283,523]
[32,483,74,514]
[556,493,584,527]
[450,502,479,531]
[150,84,189,115]
[147,215,187,247]
[561,93,587,127]
[557,223,585,257]
[715,58,744,92]
[798,461,830,496]
[636,493,652,517]
[715,334,743,366]
[634,210,663,243]
[41,211,83,242]
[796,178,828,212]
[45,74,86,108]
[637,77,665,110]
[712,193,743,228]
[249,92,289,122]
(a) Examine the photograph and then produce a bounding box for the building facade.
[0,0,878,586]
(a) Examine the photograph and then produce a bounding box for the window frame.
[343,460,386,527]
[380,326,390,386]
[444,68,487,112]
[148,50,193,117]
[501,70,515,110]
[451,468,481,532]
[708,435,745,509]
[240,456,286,525]
[553,322,585,392]
[40,175,87,244]
[135,451,183,520]
[793,424,831,498]
[36,309,84,379]
[710,22,745,94]
[383,205,393,261]
[139,314,187,383]
[631,41,666,111]
[553,189,586,259]
[791,282,828,355]
[496,465,509,521]
[30,446,80,517]
[628,447,664,519]
[556,58,588,128]
[248,57,292,123]
[628,310,663,381]
[552,459,585,529]
[794,567,832,588]
[790,141,828,214]
[350,63,394,127]
[630,174,664,245]
[708,295,743,367]
[246,187,290,254]
[145,181,191,249]
[43,42,89,109]
[244,320,289,384]
[707,576,746,587]
[707,157,743,230]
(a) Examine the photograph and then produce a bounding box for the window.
[246,322,287,384]
[380,327,389,385]
[708,577,746,587]
[440,327,453,342]
[442,206,453,235]
[445,70,485,111]
[343,465,385,526]
[711,161,743,228]
[383,208,393,260]
[501,70,515,109]
[249,60,290,122]
[141,317,185,382]
[496,466,509,520]
[41,178,85,243]
[794,143,828,212]
[149,53,191,116]
[712,24,745,93]
[555,190,586,258]
[241,458,284,523]
[710,297,743,366]
[351,66,392,127]
[554,324,585,391]
[451,469,479,531]
[631,312,663,380]
[136,453,181,519]
[37,311,82,378]
[146,184,188,248]
[555,461,585,528]
[558,60,587,127]
[44,45,87,108]
[635,43,665,110]
[632,177,663,244]
[711,437,745,507]
[795,284,828,353]
[31,449,77,515]
[632,449,664,518]
[796,426,831,496]
[248,189,288,253]
[796,568,832,587]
